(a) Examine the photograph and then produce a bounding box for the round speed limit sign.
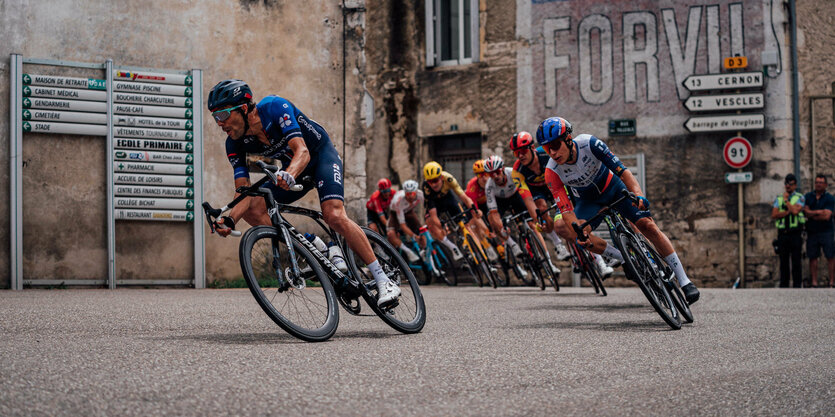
[723,136,752,169]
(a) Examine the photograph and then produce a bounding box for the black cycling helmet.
[208,79,253,111]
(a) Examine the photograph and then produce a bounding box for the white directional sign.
[114,70,192,86]
[113,103,193,119]
[114,150,193,164]
[23,73,105,90]
[725,172,753,183]
[114,173,194,187]
[115,92,192,107]
[115,209,194,222]
[683,71,763,92]
[23,110,107,124]
[684,93,764,112]
[115,197,194,210]
[114,81,192,96]
[723,136,753,169]
[23,86,107,101]
[115,161,193,175]
[114,126,192,141]
[24,97,107,113]
[684,114,764,133]
[22,121,107,136]
[115,138,193,152]
[115,115,192,130]
[115,184,194,198]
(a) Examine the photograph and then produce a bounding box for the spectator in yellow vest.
[771,174,806,288]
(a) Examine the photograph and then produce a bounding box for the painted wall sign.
[523,1,766,136]
[115,115,192,130]
[684,93,764,111]
[114,173,194,187]
[115,184,194,198]
[114,70,192,86]
[23,86,106,101]
[114,126,192,141]
[115,161,193,175]
[23,110,107,124]
[114,138,193,152]
[115,197,194,210]
[22,73,105,90]
[24,97,107,113]
[22,121,107,136]
[115,209,194,222]
[684,114,765,133]
[114,92,191,107]
[113,103,193,119]
[114,150,193,164]
[113,81,192,97]
[682,71,763,92]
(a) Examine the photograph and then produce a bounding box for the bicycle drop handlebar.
[202,160,305,237]
[571,189,638,243]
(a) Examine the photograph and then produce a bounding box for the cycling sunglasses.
[212,104,245,123]
[427,177,442,184]
[541,140,564,153]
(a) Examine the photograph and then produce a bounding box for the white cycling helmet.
[402,179,419,193]
[483,155,504,173]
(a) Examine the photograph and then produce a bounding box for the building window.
[428,133,483,182]
[426,0,479,67]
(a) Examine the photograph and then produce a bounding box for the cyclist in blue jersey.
[207,79,400,307]
[539,116,700,304]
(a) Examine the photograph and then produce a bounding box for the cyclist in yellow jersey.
[422,161,486,260]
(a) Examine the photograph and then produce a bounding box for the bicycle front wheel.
[433,243,459,286]
[521,233,546,290]
[531,232,559,292]
[239,225,339,342]
[347,228,427,334]
[617,233,681,330]
[467,235,497,289]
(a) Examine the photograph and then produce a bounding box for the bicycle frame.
[444,209,489,265]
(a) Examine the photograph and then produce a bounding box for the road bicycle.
[401,225,458,286]
[566,239,607,296]
[203,161,426,342]
[502,210,559,291]
[441,208,500,288]
[572,189,691,330]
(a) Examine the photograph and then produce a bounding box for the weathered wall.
[0,0,366,287]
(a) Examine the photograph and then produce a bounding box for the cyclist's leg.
[387,211,420,262]
[404,211,426,249]
[366,207,382,234]
[534,191,570,260]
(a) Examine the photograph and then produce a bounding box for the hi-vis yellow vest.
[775,192,806,230]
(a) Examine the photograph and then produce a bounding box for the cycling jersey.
[225,95,344,203]
[544,134,649,229]
[513,146,553,202]
[389,190,424,223]
[422,171,465,201]
[465,176,487,205]
[366,190,393,214]
[485,167,530,211]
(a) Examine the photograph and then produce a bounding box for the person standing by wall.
[803,174,835,288]
[772,174,806,288]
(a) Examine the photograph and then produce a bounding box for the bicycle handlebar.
[572,189,637,243]
[255,160,304,192]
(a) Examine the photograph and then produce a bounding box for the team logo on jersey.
[279,114,292,128]
[283,103,289,108]
[333,164,342,184]
[318,180,324,188]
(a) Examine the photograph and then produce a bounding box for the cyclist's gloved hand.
[277,171,296,190]
[635,196,650,211]
[214,216,235,237]
[534,223,543,233]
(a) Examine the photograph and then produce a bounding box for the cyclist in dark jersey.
[510,131,571,261]
[207,79,400,307]
[539,116,699,303]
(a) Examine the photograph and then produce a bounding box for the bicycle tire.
[239,225,339,342]
[347,228,427,334]
[433,243,458,286]
[468,234,497,289]
[522,233,546,291]
[458,235,483,287]
[643,243,693,323]
[580,248,607,296]
[617,233,681,330]
[530,232,559,292]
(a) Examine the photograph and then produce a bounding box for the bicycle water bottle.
[303,233,328,253]
[327,242,349,273]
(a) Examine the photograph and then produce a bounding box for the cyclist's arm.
[448,175,473,209]
[620,169,644,197]
[488,209,505,239]
[521,193,539,226]
[283,137,310,179]
[544,166,573,214]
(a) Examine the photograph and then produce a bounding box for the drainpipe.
[789,0,800,182]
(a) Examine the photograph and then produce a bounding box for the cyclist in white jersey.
[385,180,425,262]
[483,155,560,276]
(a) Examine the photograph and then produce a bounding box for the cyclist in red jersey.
[366,178,394,235]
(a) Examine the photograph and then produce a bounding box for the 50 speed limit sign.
[723,136,752,169]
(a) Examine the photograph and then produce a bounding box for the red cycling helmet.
[377,178,392,191]
[509,131,534,151]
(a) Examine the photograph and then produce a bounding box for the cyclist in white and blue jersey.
[540,116,700,304]
[207,79,400,307]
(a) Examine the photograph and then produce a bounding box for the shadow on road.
[161,332,306,345]
[509,320,671,333]
[524,302,648,313]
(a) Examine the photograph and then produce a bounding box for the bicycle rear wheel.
[346,228,426,334]
[457,236,483,287]
[433,243,459,286]
[530,232,559,292]
[239,225,339,342]
[644,243,693,323]
[521,233,546,290]
[468,235,498,289]
[579,248,607,296]
[617,233,681,330]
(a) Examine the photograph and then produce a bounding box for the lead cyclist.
[206,79,400,307]
[539,116,700,304]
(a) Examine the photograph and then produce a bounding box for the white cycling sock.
[664,252,691,287]
[367,260,389,286]
[547,230,563,248]
[399,242,410,252]
[506,236,518,247]
[441,236,457,251]
[602,243,624,262]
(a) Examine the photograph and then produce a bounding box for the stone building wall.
[0,0,366,287]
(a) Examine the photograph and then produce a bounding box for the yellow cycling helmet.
[423,161,443,180]
[472,159,485,174]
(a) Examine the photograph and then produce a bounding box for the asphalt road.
[0,286,832,416]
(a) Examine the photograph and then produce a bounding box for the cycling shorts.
[493,191,528,217]
[574,180,652,229]
[366,207,387,231]
[389,210,422,235]
[425,191,463,220]
[529,184,554,203]
[264,137,345,205]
